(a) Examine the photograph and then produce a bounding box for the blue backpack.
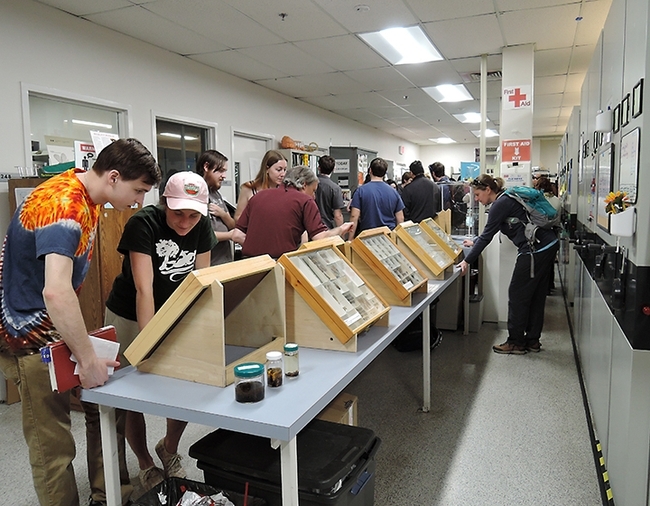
[504,186,561,250]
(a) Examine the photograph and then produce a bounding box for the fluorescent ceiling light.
[359,26,443,65]
[160,133,199,141]
[471,129,499,138]
[423,84,473,103]
[71,119,112,129]
[453,112,488,124]
[429,137,456,144]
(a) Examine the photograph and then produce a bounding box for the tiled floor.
[0,284,602,506]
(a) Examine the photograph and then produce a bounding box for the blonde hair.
[244,150,287,191]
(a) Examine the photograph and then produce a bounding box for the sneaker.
[155,438,187,479]
[138,465,164,492]
[526,340,542,353]
[492,341,527,355]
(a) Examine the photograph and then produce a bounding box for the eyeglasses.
[469,180,487,189]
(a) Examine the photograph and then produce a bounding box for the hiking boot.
[526,340,542,353]
[155,438,187,479]
[492,341,527,355]
[138,465,164,492]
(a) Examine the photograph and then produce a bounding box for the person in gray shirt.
[315,155,345,229]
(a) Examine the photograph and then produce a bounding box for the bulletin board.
[619,127,639,204]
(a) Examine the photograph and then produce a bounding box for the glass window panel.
[156,119,207,191]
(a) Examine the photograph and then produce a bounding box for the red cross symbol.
[509,88,527,107]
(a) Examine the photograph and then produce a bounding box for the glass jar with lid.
[266,351,283,387]
[234,362,265,403]
[284,343,299,377]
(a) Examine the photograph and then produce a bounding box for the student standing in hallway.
[458,174,559,354]
[234,150,287,221]
[349,157,404,237]
[315,155,346,229]
[0,139,160,506]
[401,160,441,222]
[197,150,236,265]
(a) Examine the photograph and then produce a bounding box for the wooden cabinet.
[8,177,137,330]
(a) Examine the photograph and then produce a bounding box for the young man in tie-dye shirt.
[0,138,160,506]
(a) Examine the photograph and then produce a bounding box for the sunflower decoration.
[604,191,631,214]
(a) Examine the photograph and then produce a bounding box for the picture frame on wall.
[621,93,631,127]
[613,104,621,133]
[596,143,615,232]
[632,78,644,118]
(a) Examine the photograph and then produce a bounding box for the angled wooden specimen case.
[346,227,428,306]
[279,241,389,353]
[124,255,285,387]
[392,221,455,278]
[419,218,463,261]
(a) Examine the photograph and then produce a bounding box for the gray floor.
[0,285,602,506]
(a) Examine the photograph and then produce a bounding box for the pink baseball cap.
[163,171,209,216]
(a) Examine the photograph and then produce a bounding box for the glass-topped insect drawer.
[392,221,455,277]
[279,244,389,352]
[419,217,463,260]
[348,227,428,306]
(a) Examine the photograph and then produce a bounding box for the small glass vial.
[284,343,299,377]
[266,351,283,387]
[234,363,265,403]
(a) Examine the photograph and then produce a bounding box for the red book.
[40,325,120,393]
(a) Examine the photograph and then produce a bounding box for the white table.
[82,269,460,506]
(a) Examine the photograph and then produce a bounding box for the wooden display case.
[279,242,389,353]
[419,218,463,261]
[346,227,428,306]
[124,255,285,387]
[392,221,455,278]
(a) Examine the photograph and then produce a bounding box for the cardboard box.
[317,393,358,426]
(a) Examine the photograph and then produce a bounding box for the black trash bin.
[132,477,266,506]
[189,419,380,506]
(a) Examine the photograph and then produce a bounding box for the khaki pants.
[0,348,132,506]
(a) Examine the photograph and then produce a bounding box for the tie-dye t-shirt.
[0,169,99,353]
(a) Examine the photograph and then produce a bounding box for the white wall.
[0,1,420,233]
[418,144,478,177]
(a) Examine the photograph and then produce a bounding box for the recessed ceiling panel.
[36,0,132,16]
[397,60,463,88]
[536,75,569,95]
[302,92,391,111]
[379,88,440,107]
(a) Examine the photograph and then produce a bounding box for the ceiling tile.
[189,50,285,81]
[35,0,133,15]
[397,60,463,88]
[536,75,569,95]
[344,67,414,92]
[425,15,504,59]
[220,0,347,41]
[311,0,418,33]
[294,35,388,71]
[449,54,503,74]
[302,92,392,111]
[406,0,496,22]
[575,0,613,46]
[535,48,572,77]
[569,44,597,75]
[84,5,224,54]
[379,88,440,107]
[535,94,564,109]
[293,72,373,96]
[239,43,336,76]
[496,0,578,11]
[141,0,283,50]
[500,4,581,50]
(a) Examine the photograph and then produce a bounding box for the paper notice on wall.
[45,135,75,166]
[501,162,531,187]
[90,130,119,155]
[74,141,96,171]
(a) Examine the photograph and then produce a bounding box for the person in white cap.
[102,171,217,494]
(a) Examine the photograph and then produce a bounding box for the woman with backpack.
[458,174,559,355]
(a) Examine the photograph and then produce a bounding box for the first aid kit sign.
[502,139,531,162]
[503,86,532,110]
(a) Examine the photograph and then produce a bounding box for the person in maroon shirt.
[234,165,352,259]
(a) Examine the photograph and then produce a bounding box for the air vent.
[460,71,502,82]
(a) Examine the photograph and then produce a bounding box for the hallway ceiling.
[35,0,611,145]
